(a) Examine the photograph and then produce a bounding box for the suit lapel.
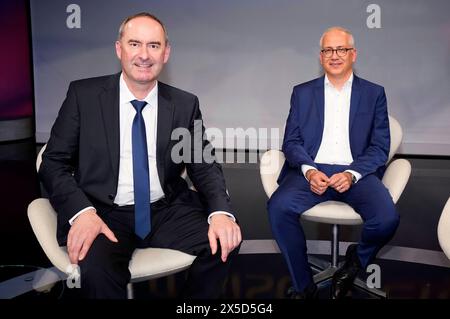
[156,83,174,187]
[349,75,361,131]
[313,76,325,128]
[99,73,120,184]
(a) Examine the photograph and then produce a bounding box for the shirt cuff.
[69,206,96,225]
[207,211,236,224]
[345,169,362,183]
[301,164,317,181]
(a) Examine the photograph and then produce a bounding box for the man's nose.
[138,46,149,59]
[331,50,339,58]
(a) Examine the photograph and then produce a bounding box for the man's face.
[319,30,356,79]
[115,17,170,88]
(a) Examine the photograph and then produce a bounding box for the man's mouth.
[329,62,342,67]
[135,63,153,68]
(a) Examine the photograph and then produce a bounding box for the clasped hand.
[306,170,353,195]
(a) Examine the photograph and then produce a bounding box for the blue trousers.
[267,164,399,292]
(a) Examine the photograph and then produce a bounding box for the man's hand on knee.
[306,169,330,195]
[208,214,242,263]
[67,209,118,264]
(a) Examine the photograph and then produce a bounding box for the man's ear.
[163,44,171,64]
[115,41,122,60]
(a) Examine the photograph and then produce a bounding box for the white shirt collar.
[119,73,158,107]
[324,72,354,89]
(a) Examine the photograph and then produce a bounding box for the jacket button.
[108,194,115,200]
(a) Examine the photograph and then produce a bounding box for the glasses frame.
[320,47,354,58]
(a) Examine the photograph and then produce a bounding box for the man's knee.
[267,190,294,229]
[77,236,130,288]
[78,250,118,282]
[267,188,315,239]
[267,188,296,216]
[367,209,400,240]
[380,210,400,236]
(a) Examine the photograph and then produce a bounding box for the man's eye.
[130,43,139,47]
[149,44,159,49]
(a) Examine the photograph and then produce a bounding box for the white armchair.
[28,144,196,299]
[438,197,450,260]
[260,115,411,298]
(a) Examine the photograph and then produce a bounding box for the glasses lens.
[337,48,347,57]
[322,49,332,57]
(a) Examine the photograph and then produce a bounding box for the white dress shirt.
[70,75,234,224]
[301,73,361,181]
[114,75,165,205]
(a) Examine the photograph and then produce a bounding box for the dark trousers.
[78,188,238,299]
[267,164,399,293]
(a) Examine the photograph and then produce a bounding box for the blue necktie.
[131,100,151,239]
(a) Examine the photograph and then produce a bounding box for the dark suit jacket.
[278,74,390,183]
[39,73,232,245]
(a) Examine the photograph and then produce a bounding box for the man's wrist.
[345,172,356,184]
[306,169,318,181]
[207,211,236,224]
[69,207,96,225]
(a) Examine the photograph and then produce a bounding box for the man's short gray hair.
[117,12,169,43]
[319,26,355,48]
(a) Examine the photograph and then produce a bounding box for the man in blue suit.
[267,27,399,299]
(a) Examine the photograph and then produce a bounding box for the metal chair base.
[308,224,387,299]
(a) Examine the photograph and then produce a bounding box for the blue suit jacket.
[278,75,390,183]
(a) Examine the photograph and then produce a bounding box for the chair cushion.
[301,201,363,225]
[129,248,196,282]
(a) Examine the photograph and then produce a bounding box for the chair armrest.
[27,198,71,273]
[438,198,450,260]
[260,150,285,198]
[381,159,411,204]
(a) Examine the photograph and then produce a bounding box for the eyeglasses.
[321,47,354,58]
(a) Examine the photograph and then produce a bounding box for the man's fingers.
[310,185,320,194]
[219,233,229,262]
[235,226,242,248]
[78,236,95,261]
[68,234,82,265]
[311,179,326,188]
[227,229,234,252]
[208,231,218,255]
[233,231,240,249]
[311,184,326,195]
[67,232,72,253]
[68,248,78,265]
[102,225,118,243]
[328,176,339,187]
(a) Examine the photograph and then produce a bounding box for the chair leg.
[127,283,134,299]
[310,225,341,290]
[331,224,339,267]
[313,266,337,284]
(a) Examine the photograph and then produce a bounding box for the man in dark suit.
[267,27,399,299]
[40,12,241,299]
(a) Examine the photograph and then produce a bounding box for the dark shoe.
[332,244,362,299]
[287,283,318,299]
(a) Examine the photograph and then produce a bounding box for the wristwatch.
[350,173,357,185]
